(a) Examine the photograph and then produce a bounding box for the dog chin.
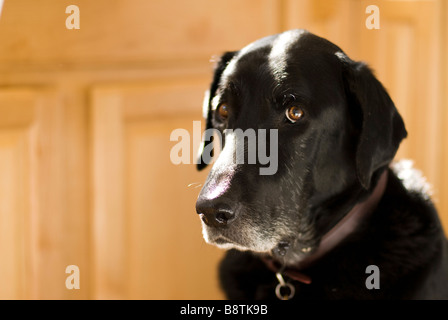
[202,227,248,251]
[202,223,316,266]
[207,237,250,251]
[201,224,277,253]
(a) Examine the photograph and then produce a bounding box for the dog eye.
[285,106,305,123]
[217,103,229,120]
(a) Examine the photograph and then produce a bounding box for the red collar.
[263,170,389,285]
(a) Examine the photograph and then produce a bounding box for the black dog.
[195,29,448,299]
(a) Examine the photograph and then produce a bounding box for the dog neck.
[263,169,389,284]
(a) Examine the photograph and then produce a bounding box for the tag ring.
[275,282,295,300]
[275,272,295,300]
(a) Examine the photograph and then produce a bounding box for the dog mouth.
[201,220,286,253]
[207,235,251,251]
[202,227,245,250]
[203,220,318,265]
[201,221,248,250]
[213,236,232,245]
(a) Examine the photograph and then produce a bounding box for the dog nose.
[196,198,236,227]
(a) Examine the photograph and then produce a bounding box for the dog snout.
[196,197,236,227]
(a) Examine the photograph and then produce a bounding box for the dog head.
[195,30,407,265]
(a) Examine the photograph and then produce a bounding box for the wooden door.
[0,0,446,299]
[90,78,225,299]
[0,88,88,299]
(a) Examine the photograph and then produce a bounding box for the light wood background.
[0,0,446,299]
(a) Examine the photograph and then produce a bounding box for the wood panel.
[0,88,88,299]
[0,127,31,299]
[0,0,279,67]
[0,0,446,300]
[91,79,224,299]
[283,0,360,56]
[441,0,448,233]
[356,0,447,229]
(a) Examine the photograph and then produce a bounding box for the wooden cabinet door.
[0,89,35,299]
[356,0,446,225]
[91,78,224,299]
[0,0,446,300]
[0,88,88,299]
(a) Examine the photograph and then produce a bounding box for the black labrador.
[195,29,448,299]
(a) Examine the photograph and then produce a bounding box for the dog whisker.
[188,182,203,189]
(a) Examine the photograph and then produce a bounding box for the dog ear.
[197,51,237,170]
[340,54,407,189]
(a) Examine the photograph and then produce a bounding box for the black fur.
[219,169,448,299]
[196,30,448,300]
